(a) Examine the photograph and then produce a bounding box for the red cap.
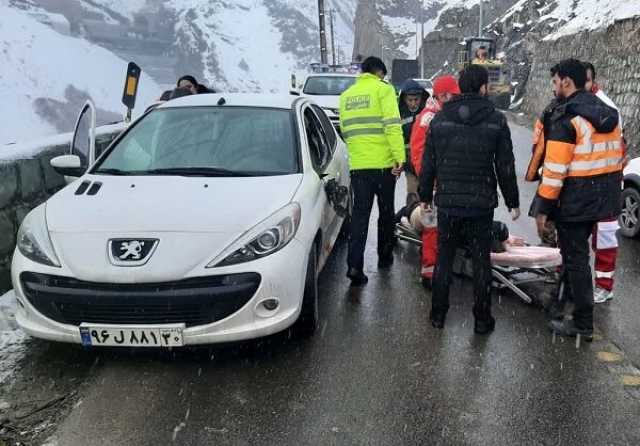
[433,75,461,96]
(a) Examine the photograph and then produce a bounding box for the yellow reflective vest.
[339,73,405,170]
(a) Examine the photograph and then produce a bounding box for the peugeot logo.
[108,239,159,267]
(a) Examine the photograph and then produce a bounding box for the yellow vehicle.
[457,37,511,110]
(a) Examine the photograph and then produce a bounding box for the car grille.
[21,272,261,328]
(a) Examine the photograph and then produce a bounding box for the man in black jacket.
[419,65,520,334]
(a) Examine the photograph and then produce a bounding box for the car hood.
[304,95,339,111]
[46,174,303,233]
[624,157,640,177]
[43,174,303,282]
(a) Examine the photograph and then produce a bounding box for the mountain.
[0,1,162,145]
[1,0,358,145]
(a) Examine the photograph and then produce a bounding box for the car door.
[302,105,348,268]
[69,100,97,176]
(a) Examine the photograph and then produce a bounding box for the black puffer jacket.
[419,93,519,210]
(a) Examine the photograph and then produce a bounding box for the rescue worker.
[585,61,625,304]
[398,79,429,207]
[419,65,520,334]
[339,56,405,286]
[409,75,460,288]
[530,59,622,340]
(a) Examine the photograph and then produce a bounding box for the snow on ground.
[0,5,161,145]
[544,0,640,39]
[0,290,27,386]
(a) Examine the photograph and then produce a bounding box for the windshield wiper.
[93,168,133,176]
[141,167,255,177]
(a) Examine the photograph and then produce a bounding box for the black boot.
[473,305,495,335]
[474,316,496,335]
[347,268,368,287]
[430,310,446,329]
[378,254,394,268]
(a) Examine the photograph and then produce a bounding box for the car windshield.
[303,76,355,95]
[93,107,299,177]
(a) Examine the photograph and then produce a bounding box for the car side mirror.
[290,90,301,96]
[51,155,84,178]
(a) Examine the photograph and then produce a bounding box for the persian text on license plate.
[79,324,184,347]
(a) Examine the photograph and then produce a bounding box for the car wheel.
[292,244,319,338]
[619,187,640,238]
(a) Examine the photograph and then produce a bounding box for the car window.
[93,107,299,176]
[310,104,336,153]
[303,76,356,96]
[303,107,330,172]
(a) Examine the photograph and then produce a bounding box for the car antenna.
[217,97,226,106]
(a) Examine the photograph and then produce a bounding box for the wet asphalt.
[3,122,640,445]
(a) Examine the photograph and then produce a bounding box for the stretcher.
[395,222,562,304]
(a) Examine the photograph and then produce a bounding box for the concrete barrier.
[0,123,125,291]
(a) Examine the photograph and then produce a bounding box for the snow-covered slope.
[499,0,640,39]
[168,0,356,93]
[0,4,161,145]
[380,0,482,58]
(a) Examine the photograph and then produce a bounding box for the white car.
[11,94,351,347]
[620,157,640,238]
[293,73,357,127]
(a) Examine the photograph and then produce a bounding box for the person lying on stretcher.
[396,204,526,287]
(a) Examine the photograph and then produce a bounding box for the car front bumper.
[11,239,309,346]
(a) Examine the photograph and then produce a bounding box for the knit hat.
[433,75,461,96]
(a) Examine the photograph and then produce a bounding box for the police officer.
[339,57,405,286]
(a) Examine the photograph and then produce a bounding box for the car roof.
[305,73,358,78]
[157,93,300,110]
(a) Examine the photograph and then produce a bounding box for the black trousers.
[432,211,494,318]
[347,169,397,271]
[556,221,596,331]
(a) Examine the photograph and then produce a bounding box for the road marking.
[597,351,624,363]
[622,375,640,387]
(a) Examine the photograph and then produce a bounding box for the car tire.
[292,244,319,338]
[619,187,640,238]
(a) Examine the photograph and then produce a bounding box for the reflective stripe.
[575,139,621,155]
[595,270,615,279]
[544,162,568,175]
[542,176,563,187]
[569,156,624,172]
[341,116,383,127]
[597,220,621,232]
[342,128,385,139]
[383,118,401,126]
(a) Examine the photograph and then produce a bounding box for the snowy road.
[1,121,640,446]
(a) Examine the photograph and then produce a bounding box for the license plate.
[79,324,184,347]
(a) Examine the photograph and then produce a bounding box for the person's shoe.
[346,268,368,287]
[421,276,433,290]
[594,287,614,304]
[378,254,394,268]
[474,315,496,335]
[548,319,593,342]
[430,310,446,329]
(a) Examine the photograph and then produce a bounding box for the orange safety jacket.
[530,91,623,222]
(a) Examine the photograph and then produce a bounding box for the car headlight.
[17,204,61,267]
[207,202,301,268]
